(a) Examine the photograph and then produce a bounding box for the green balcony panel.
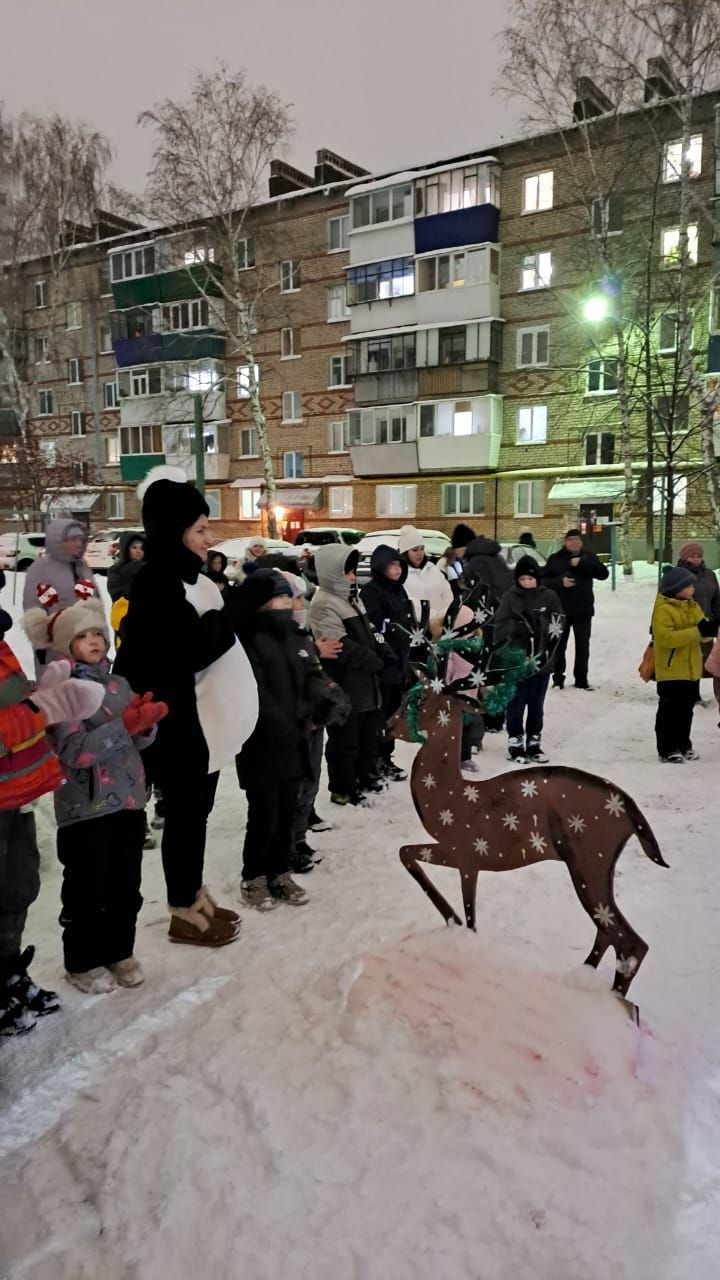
[120,453,165,483]
[111,264,223,310]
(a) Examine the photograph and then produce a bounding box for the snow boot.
[360,777,385,794]
[290,841,316,874]
[682,749,700,761]
[4,946,61,1017]
[240,877,279,911]
[66,967,117,995]
[507,737,527,763]
[198,885,241,924]
[108,956,145,988]
[526,738,549,764]
[379,760,408,783]
[308,810,332,833]
[0,987,36,1036]
[268,873,309,906]
[552,676,564,690]
[659,751,684,763]
[461,757,479,773]
[168,895,240,945]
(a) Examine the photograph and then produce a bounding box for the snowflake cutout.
[615,955,638,977]
[474,606,490,624]
[429,677,445,695]
[422,773,437,789]
[409,628,426,647]
[529,831,547,854]
[437,709,450,727]
[548,614,564,641]
[502,812,519,831]
[417,847,434,863]
[463,784,479,802]
[469,669,487,688]
[442,624,455,637]
[474,837,489,856]
[593,904,615,928]
[568,815,586,834]
[439,809,454,827]
[604,793,625,818]
[520,779,538,799]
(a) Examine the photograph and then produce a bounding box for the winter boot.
[507,737,527,763]
[659,751,685,763]
[461,757,479,773]
[308,810,332,833]
[108,956,145,987]
[290,841,316,874]
[66,967,118,995]
[5,946,61,1017]
[0,987,36,1036]
[526,738,549,764]
[682,749,700,761]
[198,885,241,924]
[240,877,279,911]
[360,777,385,794]
[552,676,564,690]
[268,873,309,906]
[168,895,240,945]
[381,760,408,782]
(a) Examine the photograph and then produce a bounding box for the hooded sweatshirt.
[308,544,382,713]
[464,536,513,606]
[359,545,415,686]
[22,519,98,614]
[107,531,146,603]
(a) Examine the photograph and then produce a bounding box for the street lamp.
[583,294,610,323]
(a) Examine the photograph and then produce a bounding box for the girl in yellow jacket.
[651,564,716,762]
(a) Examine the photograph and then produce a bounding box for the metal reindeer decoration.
[390,599,667,1005]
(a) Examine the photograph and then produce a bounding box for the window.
[516,327,549,368]
[205,490,221,519]
[586,357,618,393]
[520,251,552,290]
[237,238,255,270]
[163,300,210,331]
[652,476,688,516]
[663,134,703,182]
[328,216,350,252]
[34,336,49,363]
[351,184,412,229]
[327,285,350,321]
[39,440,57,465]
[34,280,46,308]
[584,432,615,465]
[99,321,112,352]
[105,434,120,464]
[187,364,219,392]
[438,327,467,365]
[349,404,414,445]
[66,302,82,330]
[283,450,304,479]
[108,492,125,520]
[442,482,485,516]
[103,380,119,409]
[523,171,554,213]
[183,241,215,265]
[119,424,163,455]
[329,355,350,387]
[280,259,301,292]
[329,486,353,517]
[516,405,547,444]
[365,333,416,373]
[514,479,544,517]
[419,400,475,438]
[417,248,488,293]
[328,420,349,453]
[110,245,155,282]
[71,410,86,437]
[658,313,678,352]
[376,484,416,518]
[99,260,111,295]
[282,391,302,422]
[236,364,259,398]
[346,258,414,305]
[239,487,262,520]
[117,366,163,398]
[239,427,258,457]
[591,195,624,235]
[67,357,83,384]
[711,284,720,333]
[281,327,301,359]
[662,224,699,266]
[38,389,53,415]
[414,163,499,216]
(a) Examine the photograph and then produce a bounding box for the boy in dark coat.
[360,544,415,781]
[464,535,513,607]
[544,529,608,690]
[494,556,564,763]
[308,545,384,805]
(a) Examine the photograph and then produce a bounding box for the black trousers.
[326,710,380,796]
[57,810,145,973]
[506,671,550,743]
[554,615,593,686]
[0,811,40,971]
[160,772,219,908]
[655,680,699,757]
[242,778,299,881]
[379,684,403,763]
[292,727,323,846]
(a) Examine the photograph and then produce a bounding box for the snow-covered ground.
[1,567,719,1280]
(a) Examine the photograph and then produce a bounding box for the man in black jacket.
[543,529,609,690]
[360,544,415,781]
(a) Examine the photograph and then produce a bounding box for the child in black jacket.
[360,544,415,781]
[494,557,564,763]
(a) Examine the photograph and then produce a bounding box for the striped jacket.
[0,641,63,810]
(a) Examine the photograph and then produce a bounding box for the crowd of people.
[1,465,719,1036]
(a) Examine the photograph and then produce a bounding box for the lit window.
[516,405,547,444]
[523,171,554,213]
[329,486,353,517]
[520,252,552,290]
[662,225,699,266]
[375,484,416,517]
[663,135,703,182]
[239,488,262,520]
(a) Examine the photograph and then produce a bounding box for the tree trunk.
[615,328,634,574]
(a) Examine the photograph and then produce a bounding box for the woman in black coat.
[360,544,415,779]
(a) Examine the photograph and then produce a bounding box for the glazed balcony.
[113,331,225,368]
[111,264,223,311]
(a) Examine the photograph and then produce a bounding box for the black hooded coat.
[360,545,415,686]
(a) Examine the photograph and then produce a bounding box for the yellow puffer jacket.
[650,593,704,681]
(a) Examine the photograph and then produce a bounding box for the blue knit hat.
[660,564,695,597]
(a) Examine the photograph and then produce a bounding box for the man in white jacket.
[398,526,453,635]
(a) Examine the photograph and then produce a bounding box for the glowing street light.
[583,293,610,323]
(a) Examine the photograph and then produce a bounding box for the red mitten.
[122,699,169,735]
[36,582,59,610]
[74,579,95,601]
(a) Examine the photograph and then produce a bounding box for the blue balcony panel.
[414,205,500,255]
[112,332,226,368]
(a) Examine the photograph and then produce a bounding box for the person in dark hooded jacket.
[494,557,564,763]
[360,544,415,780]
[107,531,146,603]
[205,549,229,592]
[544,529,608,689]
[463,535,513,607]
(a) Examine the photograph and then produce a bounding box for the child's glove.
[31,659,105,724]
[122,691,169,735]
[74,579,95,602]
[36,582,59,610]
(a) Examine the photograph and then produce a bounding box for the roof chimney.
[573,77,615,122]
[644,57,685,103]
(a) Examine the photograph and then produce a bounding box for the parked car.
[355,528,451,585]
[294,527,365,549]
[85,528,138,574]
[210,536,296,581]
[0,531,46,571]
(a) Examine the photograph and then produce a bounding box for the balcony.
[120,453,165,483]
[113,331,225,368]
[419,361,499,396]
[163,422,230,482]
[417,427,501,472]
[349,441,419,476]
[349,394,502,476]
[353,370,419,405]
[119,380,226,429]
[414,204,500,255]
[708,335,720,373]
[111,264,223,311]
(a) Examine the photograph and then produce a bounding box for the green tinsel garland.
[482,645,539,716]
[403,638,538,742]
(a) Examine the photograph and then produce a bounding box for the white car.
[355,528,451,584]
[210,537,297,581]
[85,529,138,574]
[0,530,46,571]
